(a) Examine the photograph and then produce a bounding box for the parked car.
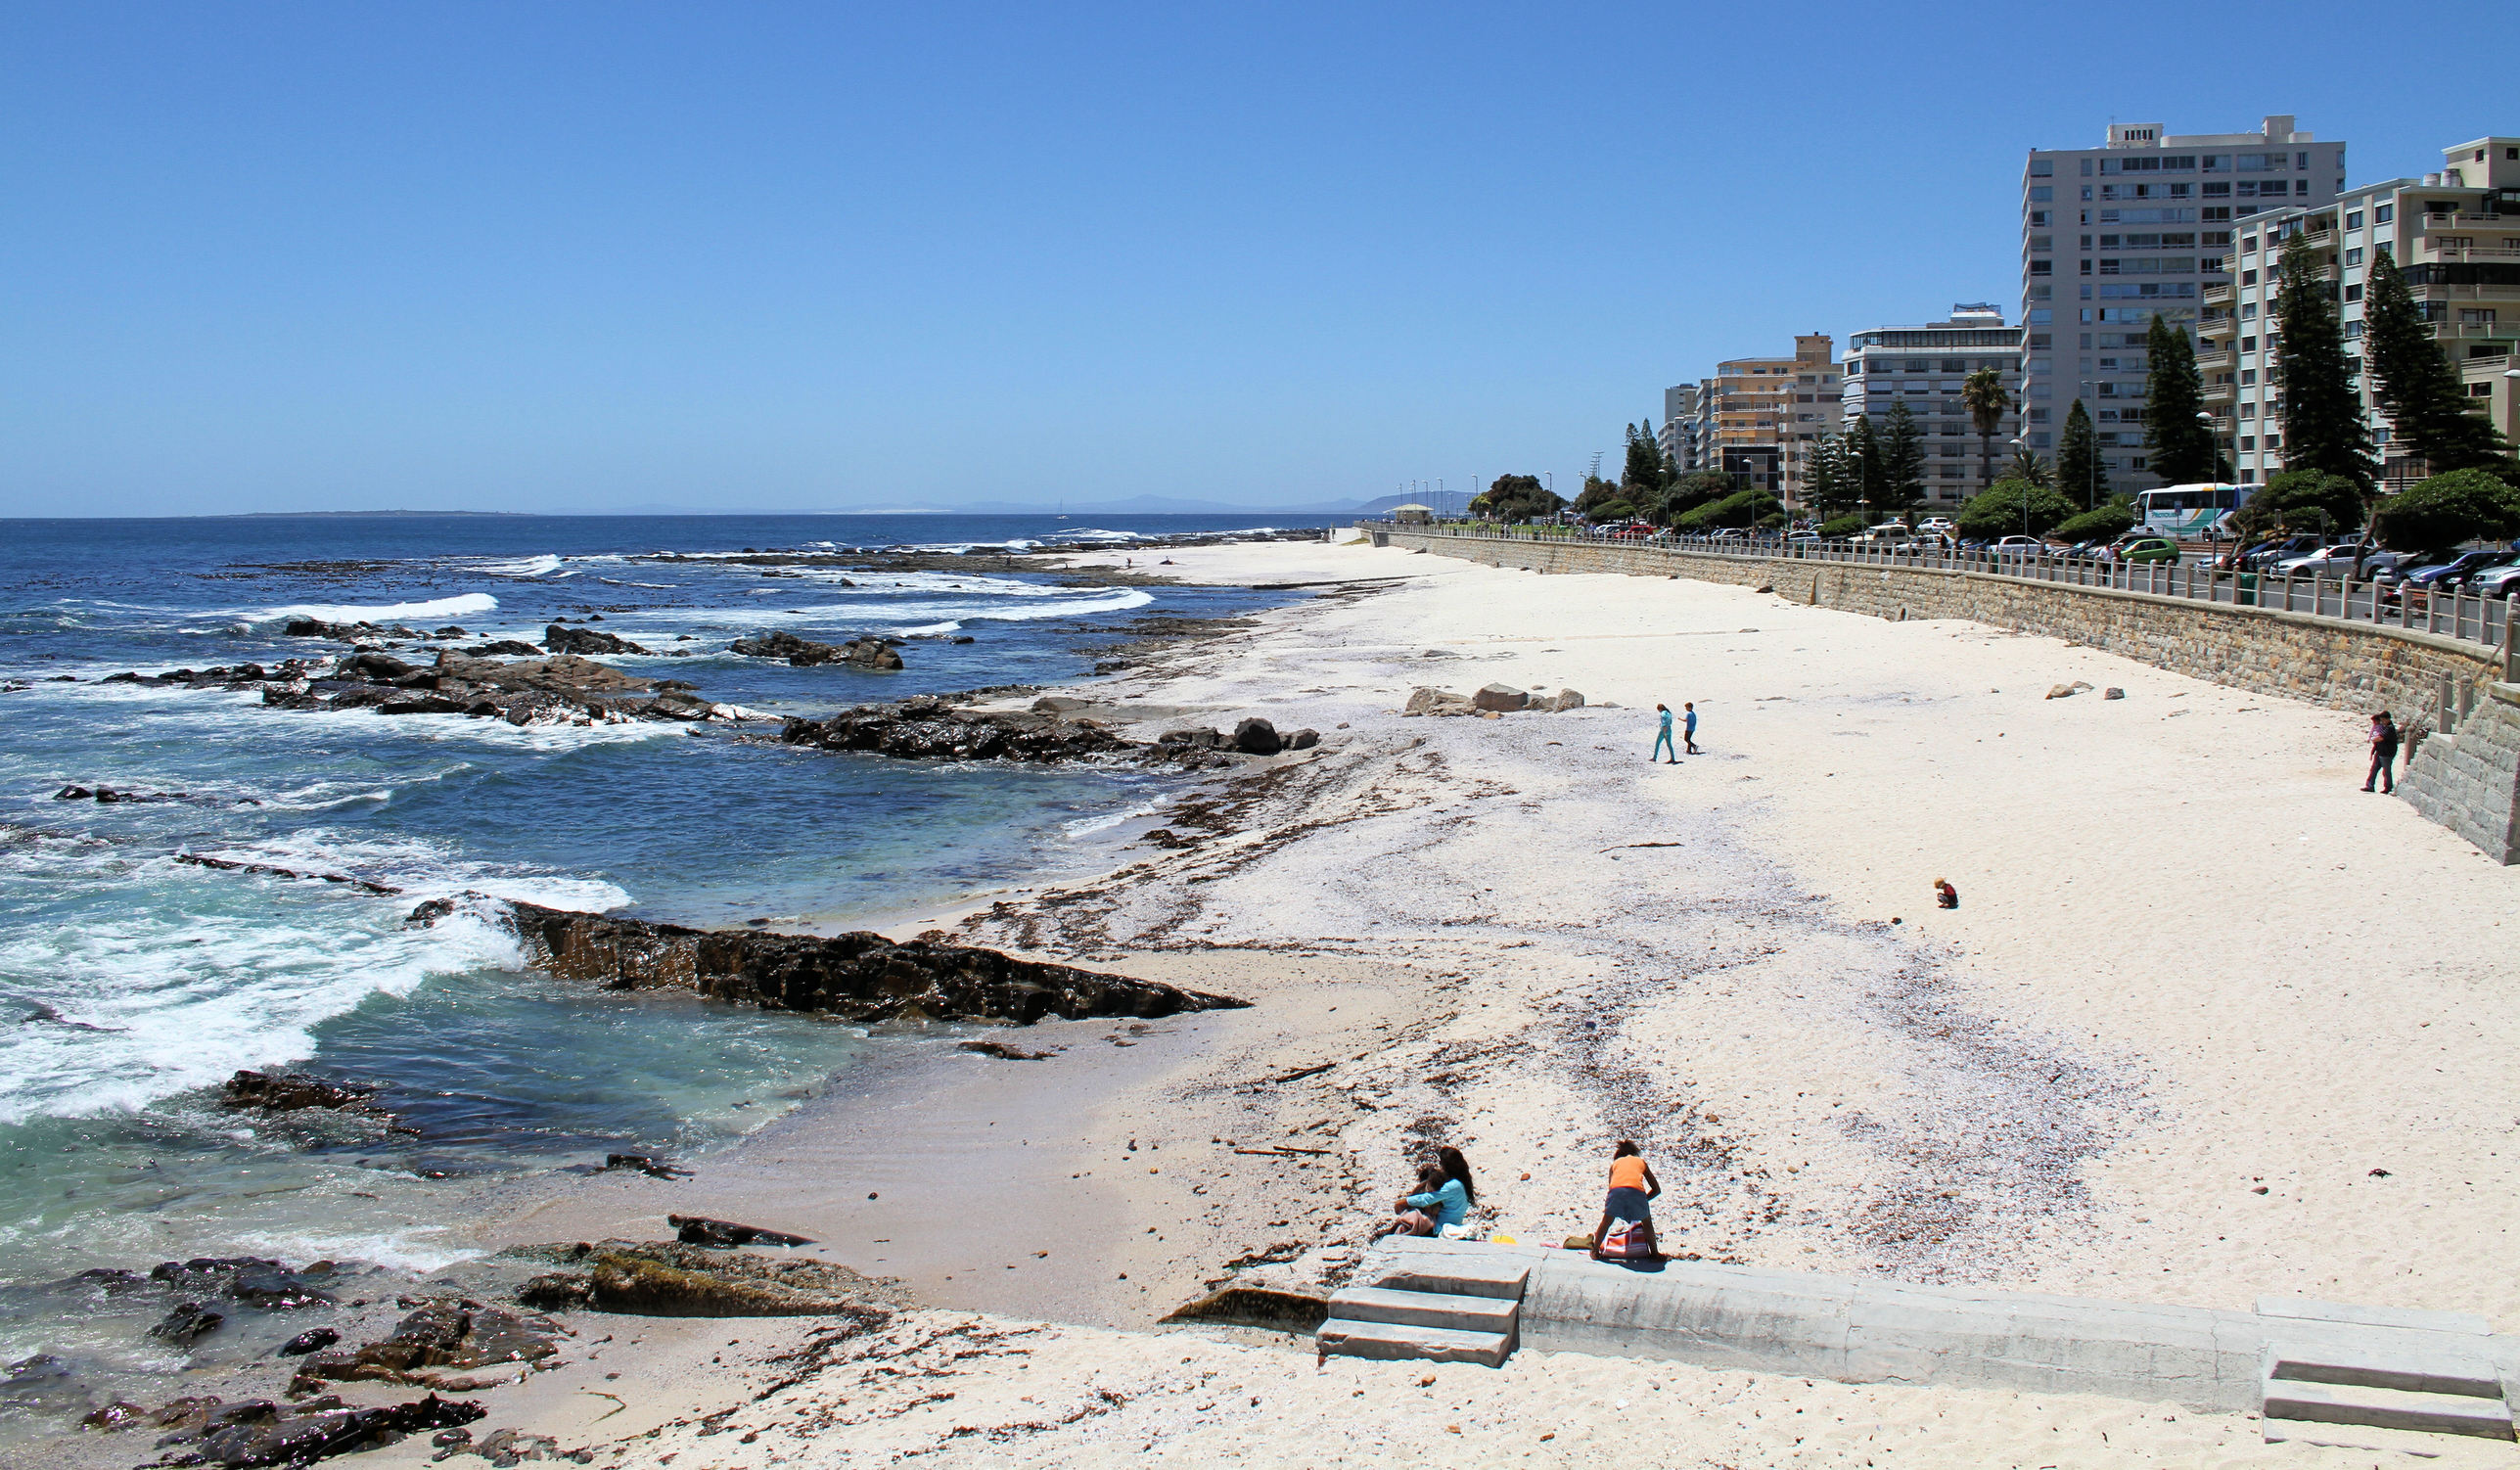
[2272,543,2382,576]
[1991,534,2046,558]
[2468,561,2520,598]
[2116,536,2182,565]
[1784,528,1819,544]
[2402,549,2514,587]
[1916,517,1956,536]
[1610,524,1659,540]
[2231,533,2324,572]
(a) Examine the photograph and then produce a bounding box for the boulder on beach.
[1232,716,1282,755]
[1402,686,1474,717]
[1534,688,1586,712]
[289,1299,560,1394]
[1473,682,1530,712]
[1288,727,1319,750]
[512,1241,899,1322]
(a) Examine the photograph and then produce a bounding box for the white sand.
[364,539,2520,1466]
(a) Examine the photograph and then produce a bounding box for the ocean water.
[0,513,1334,1392]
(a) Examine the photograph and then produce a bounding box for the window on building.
[2344,283,2362,301]
[2460,308,2497,325]
[2239,269,2256,286]
[2029,259,2052,275]
[2375,204,2394,223]
[2029,234,2053,250]
[2240,302,2257,319]
[2475,383,2497,397]
[1939,358,1966,372]
[2345,210,2363,230]
[2030,186,2054,202]
[2030,210,2049,226]
[2239,436,2255,450]
[2030,160,2054,176]
[2343,247,2362,266]
[2239,336,2256,352]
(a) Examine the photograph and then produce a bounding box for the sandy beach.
[90,536,2520,1469]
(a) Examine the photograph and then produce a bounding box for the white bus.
[2136,482,2251,538]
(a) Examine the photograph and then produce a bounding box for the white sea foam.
[476,555,565,577]
[252,593,499,624]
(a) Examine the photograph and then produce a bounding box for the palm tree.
[2007,447,2052,486]
[1963,368,2012,496]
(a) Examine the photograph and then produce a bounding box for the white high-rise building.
[1838,304,2023,506]
[2020,116,2345,491]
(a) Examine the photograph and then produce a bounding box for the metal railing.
[1375,522,2515,658]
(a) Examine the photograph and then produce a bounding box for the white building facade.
[1837,304,2023,506]
[2020,117,2345,492]
[2207,135,2520,485]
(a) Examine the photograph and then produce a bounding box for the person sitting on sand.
[1935,878,1958,909]
[1588,1140,1662,1262]
[1380,1163,1457,1237]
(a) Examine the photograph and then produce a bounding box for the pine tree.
[2141,315,2214,482]
[1845,414,1885,517]
[1880,401,1926,517]
[1623,420,1673,500]
[2271,233,2376,492]
[2055,398,2110,506]
[2362,248,2515,474]
[1805,434,1863,518]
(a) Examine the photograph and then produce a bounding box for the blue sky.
[3,2,2510,516]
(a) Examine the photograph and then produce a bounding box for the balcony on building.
[2202,281,2234,305]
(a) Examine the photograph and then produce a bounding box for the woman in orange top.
[1589,1140,1663,1262]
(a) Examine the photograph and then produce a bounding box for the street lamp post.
[2011,436,2034,541]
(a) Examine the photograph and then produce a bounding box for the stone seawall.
[2401,683,2520,863]
[1383,528,2501,720]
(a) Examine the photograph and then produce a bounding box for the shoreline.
[29,534,2520,1467]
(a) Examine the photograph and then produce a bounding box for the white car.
[2274,544,2396,577]
[1916,518,1956,535]
[1992,535,2047,558]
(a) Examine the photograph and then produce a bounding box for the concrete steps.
[1317,1240,1534,1368]
[2259,1296,2513,1449]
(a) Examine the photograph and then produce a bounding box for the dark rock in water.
[222,1071,413,1134]
[951,635,976,644]
[18,1002,121,1033]
[177,852,402,896]
[1232,716,1281,755]
[781,696,1133,763]
[498,898,1245,1024]
[150,1256,338,1309]
[462,639,543,657]
[150,1391,484,1467]
[70,1266,150,1294]
[289,1300,560,1395]
[54,785,91,800]
[601,1153,689,1179]
[149,1300,224,1346]
[340,651,418,681]
[959,1038,1053,1061]
[404,896,458,927]
[729,629,902,668]
[542,623,650,656]
[432,626,468,638]
[81,1399,150,1430]
[669,1215,812,1248]
[280,1327,342,1356]
[514,1241,896,1321]
[0,1352,89,1410]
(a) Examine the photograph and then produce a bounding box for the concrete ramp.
[1340,1241,2516,1447]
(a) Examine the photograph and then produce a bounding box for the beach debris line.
[497,898,1247,1024]
[959,1037,1056,1060]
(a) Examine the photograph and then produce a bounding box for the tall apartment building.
[1838,304,2024,506]
[2021,116,2344,491]
[2206,135,2520,485]
[1709,335,1837,504]
[1658,383,1704,472]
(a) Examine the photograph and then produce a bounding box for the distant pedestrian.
[1935,878,1958,909]
[1683,702,1700,755]
[2363,711,2400,794]
[1653,704,1676,764]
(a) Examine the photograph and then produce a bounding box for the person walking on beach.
[1653,705,1677,764]
[1588,1141,1662,1263]
[2363,711,2400,794]
[1682,702,1700,755]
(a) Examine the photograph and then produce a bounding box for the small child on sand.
[1935,878,1959,909]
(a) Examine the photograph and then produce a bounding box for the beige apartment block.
[1706,335,1836,507]
[2023,115,2344,491]
[1838,303,2024,507]
[2203,134,2520,484]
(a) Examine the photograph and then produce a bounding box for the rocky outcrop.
[179,854,402,896]
[511,1241,896,1322]
[258,650,732,726]
[56,785,254,806]
[781,696,1135,762]
[1405,684,1583,716]
[118,1392,484,1466]
[497,898,1245,1023]
[289,1300,560,1395]
[101,660,316,690]
[1472,682,1529,712]
[462,639,544,658]
[283,618,423,641]
[669,1215,811,1248]
[543,623,652,656]
[729,630,905,668]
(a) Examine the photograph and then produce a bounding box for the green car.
[2118,536,2181,565]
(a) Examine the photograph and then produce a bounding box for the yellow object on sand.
[1490,1235,1516,1245]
